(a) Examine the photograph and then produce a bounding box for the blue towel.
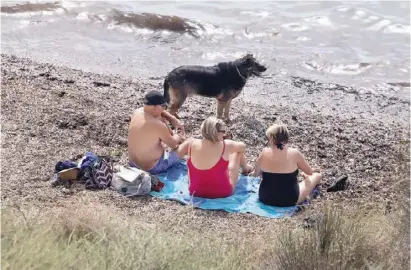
[150,161,308,218]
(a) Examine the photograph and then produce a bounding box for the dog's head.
[239,54,267,77]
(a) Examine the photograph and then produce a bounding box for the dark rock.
[77,116,88,126]
[117,137,128,146]
[93,81,110,87]
[56,120,69,129]
[58,91,66,97]
[318,151,327,158]
[56,114,88,129]
[329,169,338,176]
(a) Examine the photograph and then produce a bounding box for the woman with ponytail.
[254,123,322,207]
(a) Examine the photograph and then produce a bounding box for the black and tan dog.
[163,54,267,120]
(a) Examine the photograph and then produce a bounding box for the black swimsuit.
[258,170,299,207]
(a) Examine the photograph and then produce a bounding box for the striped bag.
[81,156,113,189]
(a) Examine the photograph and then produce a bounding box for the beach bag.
[111,165,164,196]
[81,156,114,189]
[111,166,153,196]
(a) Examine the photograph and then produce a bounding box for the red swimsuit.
[187,141,232,198]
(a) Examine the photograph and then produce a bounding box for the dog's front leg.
[223,99,232,122]
[216,100,226,119]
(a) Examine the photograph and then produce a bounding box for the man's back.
[128,108,165,170]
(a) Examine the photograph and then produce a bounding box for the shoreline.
[1,53,409,227]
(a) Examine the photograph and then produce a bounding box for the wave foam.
[282,22,309,32]
[305,16,334,28]
[367,19,392,31]
[383,23,411,34]
[304,61,372,75]
[240,11,270,18]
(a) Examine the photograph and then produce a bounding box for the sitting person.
[185,117,253,198]
[128,90,191,175]
[254,123,322,207]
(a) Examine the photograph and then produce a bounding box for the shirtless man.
[128,90,191,175]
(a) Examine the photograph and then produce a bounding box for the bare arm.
[175,138,193,158]
[296,150,314,176]
[253,151,264,177]
[225,140,246,154]
[158,122,182,149]
[161,111,184,131]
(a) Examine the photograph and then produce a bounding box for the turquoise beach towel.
[150,161,303,218]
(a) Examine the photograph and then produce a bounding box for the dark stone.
[318,151,327,158]
[93,81,110,87]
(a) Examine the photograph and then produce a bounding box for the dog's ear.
[243,54,254,67]
[242,53,253,59]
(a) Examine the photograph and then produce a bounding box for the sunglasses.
[218,129,226,134]
[158,104,168,109]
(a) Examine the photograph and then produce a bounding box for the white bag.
[111,166,152,196]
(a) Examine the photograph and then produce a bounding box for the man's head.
[143,90,168,116]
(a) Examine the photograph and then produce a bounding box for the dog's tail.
[163,76,170,103]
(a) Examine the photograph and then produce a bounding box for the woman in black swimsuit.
[254,123,322,207]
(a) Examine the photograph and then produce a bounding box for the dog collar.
[236,66,247,80]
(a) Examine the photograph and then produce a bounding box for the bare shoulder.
[224,139,245,148]
[259,147,270,155]
[223,139,235,146]
[258,147,271,159]
[191,138,200,146]
[288,147,303,157]
[133,107,144,115]
[130,108,143,119]
[134,114,167,136]
[150,115,167,128]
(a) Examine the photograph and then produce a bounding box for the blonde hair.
[201,117,226,143]
[266,123,290,147]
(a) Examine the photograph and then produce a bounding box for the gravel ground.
[1,54,409,233]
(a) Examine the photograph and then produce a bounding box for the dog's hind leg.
[216,100,226,119]
[168,87,187,119]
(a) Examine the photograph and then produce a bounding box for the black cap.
[143,90,167,106]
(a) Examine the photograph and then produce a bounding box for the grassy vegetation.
[1,204,409,270]
[274,206,410,270]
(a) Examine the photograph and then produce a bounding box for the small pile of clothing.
[52,152,164,195]
[52,152,113,189]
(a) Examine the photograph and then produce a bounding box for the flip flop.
[327,175,349,192]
